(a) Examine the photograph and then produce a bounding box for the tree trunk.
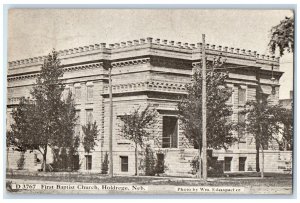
[42,146,47,172]
[256,140,260,172]
[6,147,9,171]
[260,144,264,178]
[135,142,138,176]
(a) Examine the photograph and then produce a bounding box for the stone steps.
[163,149,198,175]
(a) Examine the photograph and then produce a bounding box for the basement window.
[85,155,92,170]
[120,156,128,172]
[239,157,247,171]
[224,157,232,172]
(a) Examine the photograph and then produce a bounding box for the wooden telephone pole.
[109,65,113,178]
[202,34,207,181]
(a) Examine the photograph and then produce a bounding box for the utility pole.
[202,34,207,181]
[108,65,113,178]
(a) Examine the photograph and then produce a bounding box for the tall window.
[162,116,178,148]
[7,112,13,127]
[75,86,81,102]
[75,110,81,136]
[227,86,233,104]
[64,86,70,100]
[120,156,128,172]
[238,86,246,105]
[238,112,246,142]
[86,109,93,124]
[87,85,93,101]
[85,155,92,170]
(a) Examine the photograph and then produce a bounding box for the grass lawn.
[6,172,292,187]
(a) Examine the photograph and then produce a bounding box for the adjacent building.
[6,37,292,175]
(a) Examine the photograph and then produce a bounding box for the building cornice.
[8,37,280,69]
[7,62,103,82]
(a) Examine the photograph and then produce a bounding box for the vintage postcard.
[6,8,294,195]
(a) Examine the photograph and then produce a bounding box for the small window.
[85,155,92,170]
[120,156,128,172]
[239,157,246,171]
[224,157,232,171]
[238,87,246,105]
[87,86,93,101]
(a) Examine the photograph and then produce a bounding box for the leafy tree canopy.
[119,105,158,147]
[240,100,290,148]
[82,121,99,154]
[269,16,294,56]
[178,60,235,150]
[9,50,78,170]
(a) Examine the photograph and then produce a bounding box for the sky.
[8,9,294,99]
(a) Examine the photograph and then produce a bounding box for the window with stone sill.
[75,87,81,102]
[87,85,93,101]
[8,112,13,125]
[238,86,246,105]
[75,110,81,136]
[86,109,93,124]
[227,87,233,104]
[238,112,246,143]
[64,87,70,100]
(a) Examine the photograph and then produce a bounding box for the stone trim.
[7,73,39,82]
[103,80,187,95]
[7,62,103,82]
[7,97,22,105]
[63,62,103,72]
[111,58,150,67]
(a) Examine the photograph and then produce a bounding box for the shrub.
[52,147,80,172]
[190,155,224,177]
[101,152,109,174]
[17,152,25,170]
[190,156,200,175]
[145,145,156,176]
